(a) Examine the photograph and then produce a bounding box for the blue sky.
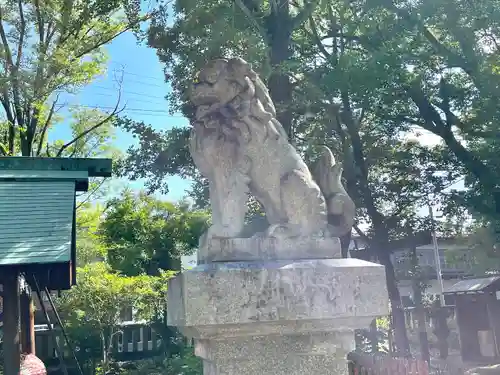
[48,29,463,215]
[50,31,192,201]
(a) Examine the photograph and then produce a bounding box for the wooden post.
[20,288,35,354]
[2,271,21,375]
[486,300,499,357]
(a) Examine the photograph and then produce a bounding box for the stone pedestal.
[167,237,389,375]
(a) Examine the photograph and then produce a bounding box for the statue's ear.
[332,162,343,178]
[319,146,336,167]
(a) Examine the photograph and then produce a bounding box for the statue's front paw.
[328,195,345,215]
[264,224,300,238]
[203,224,242,240]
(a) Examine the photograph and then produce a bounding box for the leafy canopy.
[0,0,144,156]
[99,190,209,276]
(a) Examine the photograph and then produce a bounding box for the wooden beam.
[2,271,21,375]
[20,289,35,355]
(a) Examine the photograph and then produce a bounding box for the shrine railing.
[348,352,430,375]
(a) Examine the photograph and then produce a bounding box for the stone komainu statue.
[189,57,355,240]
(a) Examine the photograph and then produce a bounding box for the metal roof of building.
[444,276,500,294]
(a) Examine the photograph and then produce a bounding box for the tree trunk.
[441,129,499,203]
[410,241,430,363]
[266,1,294,137]
[340,91,411,356]
[378,250,411,356]
[100,331,108,369]
[431,300,450,360]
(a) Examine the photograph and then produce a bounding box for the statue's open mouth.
[190,82,219,106]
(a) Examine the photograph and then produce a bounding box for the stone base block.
[196,332,355,375]
[198,235,341,263]
[167,258,388,339]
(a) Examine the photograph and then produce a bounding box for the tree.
[57,192,208,373]
[117,0,327,193]
[116,0,500,356]
[446,223,500,275]
[99,191,209,276]
[76,204,107,266]
[149,0,322,134]
[0,0,146,157]
[55,262,174,371]
[116,0,423,354]
[313,0,500,221]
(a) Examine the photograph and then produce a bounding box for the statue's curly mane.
[192,58,288,144]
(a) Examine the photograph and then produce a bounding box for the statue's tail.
[313,146,356,237]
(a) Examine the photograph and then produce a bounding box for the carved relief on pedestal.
[239,268,350,322]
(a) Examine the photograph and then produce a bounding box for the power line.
[55,103,186,117]
[92,78,165,89]
[118,76,166,88]
[77,91,167,105]
[58,85,167,100]
[107,64,168,81]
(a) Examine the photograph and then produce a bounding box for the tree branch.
[16,0,26,70]
[406,82,448,135]
[0,7,26,154]
[354,224,370,242]
[76,178,107,210]
[55,91,124,157]
[308,16,331,60]
[36,96,59,156]
[291,0,320,29]
[0,10,14,69]
[234,0,269,44]
[45,141,52,157]
[341,90,386,230]
[73,15,151,60]
[33,0,45,44]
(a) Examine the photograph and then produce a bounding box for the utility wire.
[107,64,167,81]
[55,103,185,116]
[57,85,167,100]
[89,92,166,105]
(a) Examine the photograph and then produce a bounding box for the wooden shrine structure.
[0,157,112,375]
[444,276,500,363]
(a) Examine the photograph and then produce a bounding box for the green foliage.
[0,0,144,156]
[49,108,122,159]
[99,190,209,276]
[115,119,193,194]
[57,194,209,373]
[111,347,202,375]
[76,204,107,266]
[55,262,175,369]
[114,0,500,358]
[56,262,171,337]
[446,224,500,274]
[164,345,203,375]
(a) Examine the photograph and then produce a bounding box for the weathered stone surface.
[197,235,341,263]
[189,57,355,244]
[195,332,355,375]
[168,56,390,375]
[167,258,388,339]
